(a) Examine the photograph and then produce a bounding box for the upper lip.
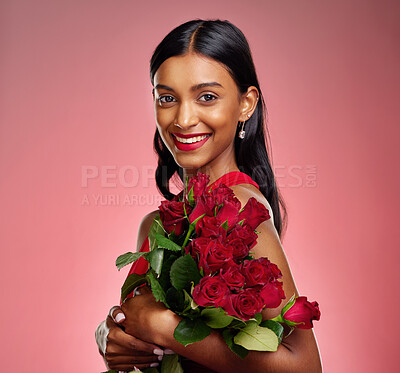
[171,132,212,139]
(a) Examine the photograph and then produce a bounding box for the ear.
[239,86,259,121]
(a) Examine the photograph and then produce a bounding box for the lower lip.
[172,135,211,151]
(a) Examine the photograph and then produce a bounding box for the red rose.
[227,223,258,249]
[187,172,210,199]
[283,296,321,329]
[223,288,264,321]
[260,280,285,308]
[216,195,241,230]
[184,237,210,260]
[199,240,235,275]
[220,265,245,289]
[258,257,283,280]
[241,259,270,288]
[238,197,271,230]
[196,216,227,241]
[188,193,215,224]
[211,183,235,204]
[159,200,191,236]
[192,275,230,308]
[227,238,250,263]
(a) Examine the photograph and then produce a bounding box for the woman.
[96,19,322,372]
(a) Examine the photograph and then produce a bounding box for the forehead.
[153,52,237,90]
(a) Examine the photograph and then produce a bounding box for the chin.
[174,154,209,171]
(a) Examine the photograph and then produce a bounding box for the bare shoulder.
[136,209,160,252]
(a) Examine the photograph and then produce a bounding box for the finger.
[105,352,162,364]
[106,317,164,355]
[109,362,160,371]
[109,305,126,324]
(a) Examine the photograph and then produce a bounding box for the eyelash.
[158,93,217,105]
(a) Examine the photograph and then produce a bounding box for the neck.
[182,155,240,186]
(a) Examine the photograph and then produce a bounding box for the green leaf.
[155,233,182,251]
[187,186,194,205]
[161,354,184,373]
[254,312,263,325]
[201,307,234,328]
[234,322,279,351]
[148,215,165,250]
[174,318,211,346]
[146,271,168,306]
[158,253,178,290]
[228,318,247,329]
[116,251,147,270]
[120,273,147,303]
[260,320,284,344]
[170,254,202,290]
[222,329,249,359]
[281,293,296,315]
[147,247,164,276]
[165,287,185,312]
[221,220,228,230]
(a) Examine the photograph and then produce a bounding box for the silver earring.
[238,121,246,139]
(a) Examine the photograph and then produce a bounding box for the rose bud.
[227,239,251,263]
[241,258,271,288]
[238,197,271,230]
[199,240,235,275]
[260,280,286,309]
[282,296,321,329]
[227,223,258,249]
[186,172,210,199]
[184,237,210,261]
[188,193,216,224]
[211,183,235,204]
[223,288,264,321]
[216,195,241,230]
[196,216,227,241]
[159,200,191,236]
[192,275,230,308]
[219,265,245,289]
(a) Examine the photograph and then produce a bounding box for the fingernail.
[133,367,140,372]
[163,348,176,354]
[158,355,163,361]
[150,363,159,367]
[153,348,164,355]
[115,313,125,323]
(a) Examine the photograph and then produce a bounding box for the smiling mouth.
[174,134,211,144]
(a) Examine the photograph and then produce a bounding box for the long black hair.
[150,19,287,238]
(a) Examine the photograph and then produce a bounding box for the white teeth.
[175,134,210,144]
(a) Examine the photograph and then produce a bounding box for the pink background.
[1,0,399,371]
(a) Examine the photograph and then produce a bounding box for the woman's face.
[152,52,250,172]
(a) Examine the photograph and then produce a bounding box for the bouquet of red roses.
[115,173,320,372]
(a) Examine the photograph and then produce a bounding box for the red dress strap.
[124,171,259,296]
[209,171,259,190]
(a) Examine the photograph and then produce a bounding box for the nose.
[175,101,199,129]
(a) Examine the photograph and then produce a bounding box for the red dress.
[125,171,260,280]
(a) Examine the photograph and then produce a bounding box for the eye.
[158,95,176,105]
[198,93,217,102]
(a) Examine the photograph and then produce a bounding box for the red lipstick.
[171,133,212,152]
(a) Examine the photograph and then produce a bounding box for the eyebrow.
[154,82,223,92]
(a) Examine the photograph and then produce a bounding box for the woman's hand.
[120,285,179,347]
[95,304,166,371]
